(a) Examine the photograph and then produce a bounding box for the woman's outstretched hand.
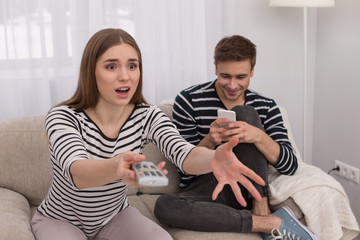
[210,137,265,207]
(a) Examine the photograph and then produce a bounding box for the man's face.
[215,60,254,103]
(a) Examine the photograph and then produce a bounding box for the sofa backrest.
[0,115,52,207]
[0,101,301,205]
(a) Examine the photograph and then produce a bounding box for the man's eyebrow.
[220,73,248,77]
[236,74,248,77]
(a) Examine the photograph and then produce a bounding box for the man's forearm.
[254,131,280,165]
[198,127,280,165]
[197,135,217,149]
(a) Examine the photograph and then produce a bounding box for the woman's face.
[95,43,140,108]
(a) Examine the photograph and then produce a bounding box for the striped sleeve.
[172,90,201,144]
[45,107,88,187]
[262,104,298,175]
[144,106,195,172]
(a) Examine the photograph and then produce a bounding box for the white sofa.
[0,100,359,240]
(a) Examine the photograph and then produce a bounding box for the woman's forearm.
[182,147,214,175]
[70,158,119,189]
[70,151,145,189]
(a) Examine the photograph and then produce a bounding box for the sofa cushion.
[128,195,156,221]
[0,188,34,240]
[168,229,261,240]
[0,116,52,207]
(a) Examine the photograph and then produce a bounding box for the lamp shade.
[269,0,335,7]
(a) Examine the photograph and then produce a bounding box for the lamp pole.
[303,7,308,161]
[269,0,335,162]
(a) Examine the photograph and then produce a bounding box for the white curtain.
[0,0,219,121]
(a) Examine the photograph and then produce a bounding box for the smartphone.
[217,109,236,127]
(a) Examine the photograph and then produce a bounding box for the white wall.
[313,0,360,225]
[214,0,360,224]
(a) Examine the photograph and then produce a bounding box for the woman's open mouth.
[115,87,130,98]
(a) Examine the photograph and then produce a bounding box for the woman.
[31,28,265,240]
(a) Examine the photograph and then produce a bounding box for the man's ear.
[214,61,218,75]
[250,64,255,77]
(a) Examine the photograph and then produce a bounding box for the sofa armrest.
[0,187,35,240]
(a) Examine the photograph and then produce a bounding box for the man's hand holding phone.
[217,109,236,127]
[200,109,237,149]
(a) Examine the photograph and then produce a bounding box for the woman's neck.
[86,103,135,138]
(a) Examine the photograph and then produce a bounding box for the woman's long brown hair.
[56,28,147,110]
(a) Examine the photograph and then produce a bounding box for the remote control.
[132,161,169,187]
[217,109,236,127]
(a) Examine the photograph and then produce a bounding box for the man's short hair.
[214,35,256,70]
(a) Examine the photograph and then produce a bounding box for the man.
[154,35,318,240]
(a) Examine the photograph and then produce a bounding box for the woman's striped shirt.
[37,104,194,236]
[173,80,298,188]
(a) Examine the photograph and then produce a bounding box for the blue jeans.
[154,105,270,233]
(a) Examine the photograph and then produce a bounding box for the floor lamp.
[269,0,335,161]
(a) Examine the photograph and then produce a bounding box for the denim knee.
[231,105,263,130]
[154,194,180,226]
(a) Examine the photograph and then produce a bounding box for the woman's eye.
[106,65,117,70]
[128,64,137,70]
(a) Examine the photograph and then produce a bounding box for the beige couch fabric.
[0,102,307,240]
